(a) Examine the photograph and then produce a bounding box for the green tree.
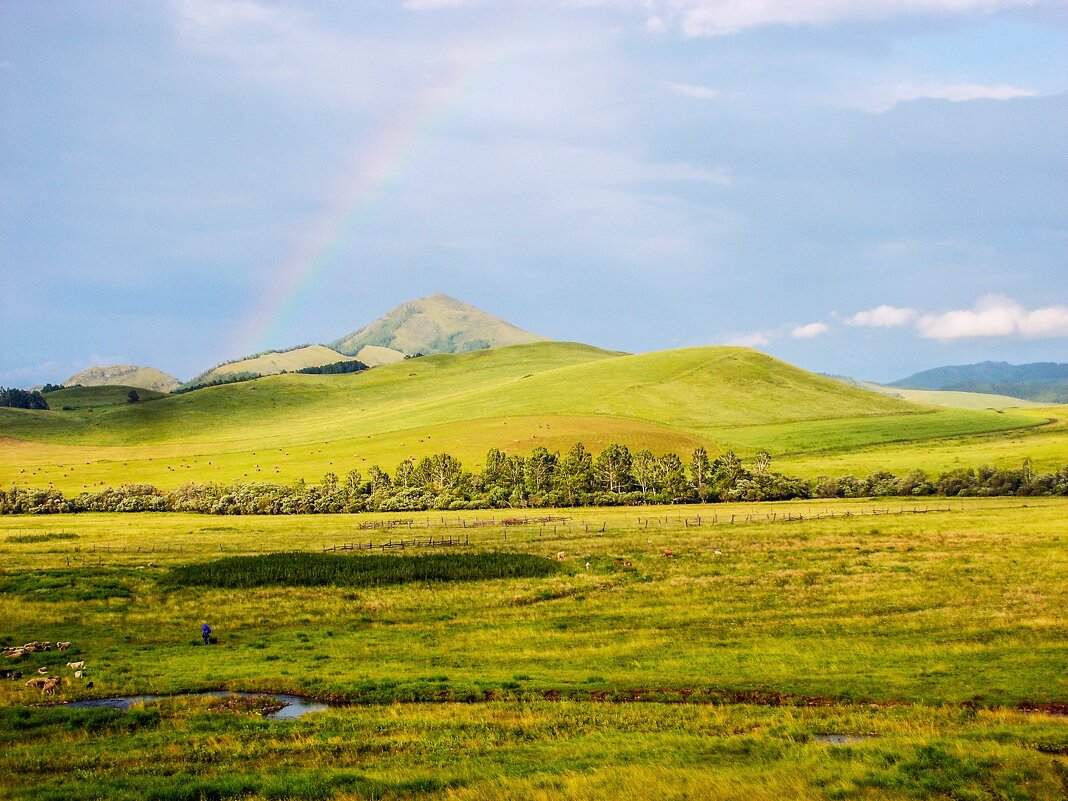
[656,453,688,500]
[554,442,593,505]
[524,447,557,495]
[630,449,657,497]
[594,443,631,494]
[690,447,711,500]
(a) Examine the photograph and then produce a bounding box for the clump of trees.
[0,387,49,410]
[295,360,368,375]
[2,445,1066,516]
[174,371,263,394]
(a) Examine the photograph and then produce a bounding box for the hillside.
[189,345,357,386]
[890,361,1068,403]
[2,342,1055,492]
[45,384,169,410]
[859,382,1044,410]
[354,344,406,367]
[63,364,181,393]
[330,293,546,357]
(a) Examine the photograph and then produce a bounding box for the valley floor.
[1,499,1065,799]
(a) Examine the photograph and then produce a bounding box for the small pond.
[812,733,877,745]
[66,691,330,720]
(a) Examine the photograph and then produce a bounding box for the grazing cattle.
[66,661,84,670]
[556,551,567,561]
[42,677,60,695]
[57,642,72,650]
[25,677,49,689]
[74,671,83,678]
[662,549,675,557]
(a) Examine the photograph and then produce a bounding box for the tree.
[690,447,711,501]
[127,390,140,404]
[630,449,657,497]
[394,458,417,489]
[555,443,593,505]
[524,447,557,496]
[656,453,688,500]
[753,450,771,475]
[594,444,631,494]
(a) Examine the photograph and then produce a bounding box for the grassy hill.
[188,345,356,385]
[63,364,181,393]
[1,342,1059,492]
[330,293,546,356]
[45,385,169,411]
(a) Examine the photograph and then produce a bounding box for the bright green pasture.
[1,701,1064,801]
[1,499,1064,707]
[1,343,1056,492]
[1,499,1066,800]
[43,384,168,410]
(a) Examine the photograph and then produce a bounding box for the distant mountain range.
[889,361,1068,404]
[59,294,546,391]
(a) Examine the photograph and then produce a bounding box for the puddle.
[66,691,330,720]
[813,733,876,745]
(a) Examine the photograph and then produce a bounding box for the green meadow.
[0,499,1065,799]
[3,343,1064,493]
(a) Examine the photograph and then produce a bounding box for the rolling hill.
[2,342,1059,493]
[188,345,358,386]
[63,364,181,393]
[890,361,1068,403]
[329,293,546,357]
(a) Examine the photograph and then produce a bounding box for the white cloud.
[845,305,917,327]
[723,331,771,347]
[791,321,830,339]
[917,295,1068,341]
[861,82,1039,113]
[627,0,1050,37]
[666,81,720,100]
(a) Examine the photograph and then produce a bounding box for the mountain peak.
[329,295,546,357]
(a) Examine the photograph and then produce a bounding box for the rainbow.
[229,38,510,359]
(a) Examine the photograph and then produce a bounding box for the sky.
[1,0,1066,386]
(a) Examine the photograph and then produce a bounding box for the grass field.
[3,343,1063,493]
[0,499,1065,799]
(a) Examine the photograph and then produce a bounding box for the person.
[201,623,212,645]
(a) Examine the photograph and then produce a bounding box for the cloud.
[723,331,771,347]
[666,81,720,100]
[917,295,1068,341]
[791,321,830,339]
[845,305,917,327]
[627,0,1051,37]
[861,82,1039,113]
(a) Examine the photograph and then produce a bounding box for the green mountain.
[890,361,1068,403]
[2,342,1048,493]
[329,293,546,357]
[63,364,181,393]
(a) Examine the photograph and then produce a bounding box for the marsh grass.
[3,531,78,544]
[0,500,1065,799]
[164,552,561,589]
[1,568,135,601]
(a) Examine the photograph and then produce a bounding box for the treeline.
[296,360,368,375]
[0,387,49,410]
[3,445,1066,515]
[174,371,263,394]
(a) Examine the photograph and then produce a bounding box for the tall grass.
[165,551,560,589]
